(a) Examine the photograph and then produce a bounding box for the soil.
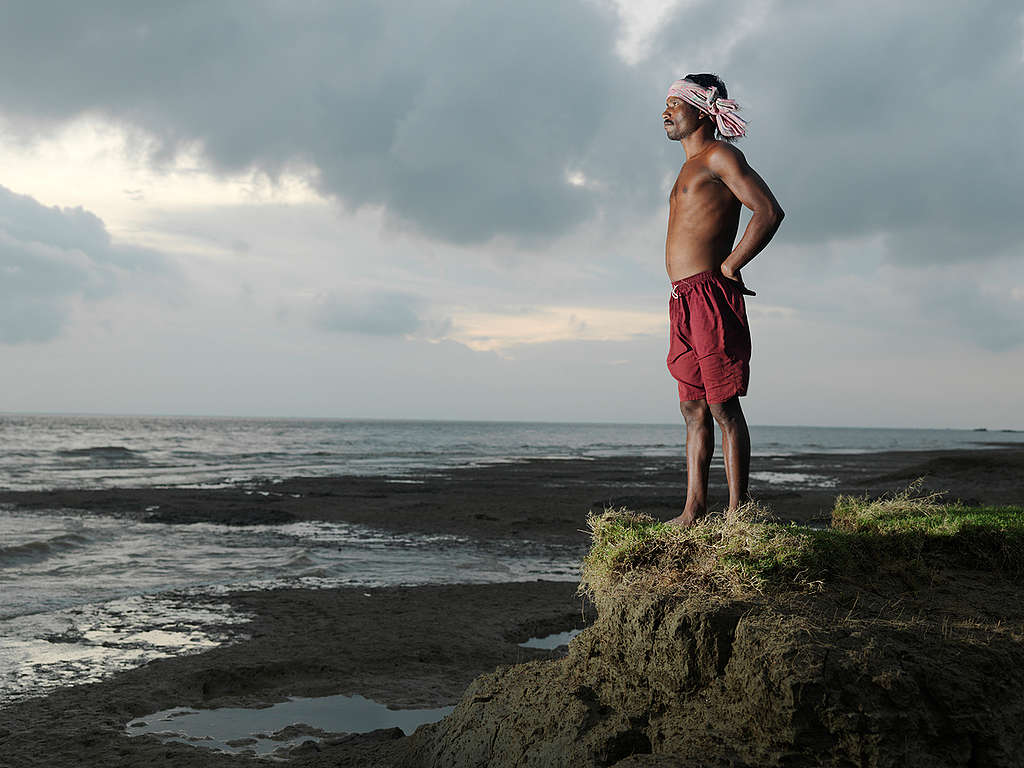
[403,571,1024,767]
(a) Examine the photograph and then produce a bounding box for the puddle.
[519,628,583,649]
[125,693,454,758]
[749,470,838,488]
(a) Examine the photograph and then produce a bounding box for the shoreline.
[2,444,1022,543]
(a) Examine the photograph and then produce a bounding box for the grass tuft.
[579,484,1024,602]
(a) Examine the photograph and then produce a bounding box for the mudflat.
[2,445,1022,541]
[0,582,588,767]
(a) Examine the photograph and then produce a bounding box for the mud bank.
[400,499,1024,768]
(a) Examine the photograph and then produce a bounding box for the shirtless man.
[662,73,784,526]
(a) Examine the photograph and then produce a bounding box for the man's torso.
[665,143,741,282]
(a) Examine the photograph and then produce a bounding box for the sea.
[2,413,1022,708]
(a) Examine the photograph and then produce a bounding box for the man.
[662,73,784,526]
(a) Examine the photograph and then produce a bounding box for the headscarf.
[666,79,747,138]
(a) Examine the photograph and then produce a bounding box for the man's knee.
[679,398,711,425]
[708,396,745,427]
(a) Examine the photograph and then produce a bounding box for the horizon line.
[1,410,1019,433]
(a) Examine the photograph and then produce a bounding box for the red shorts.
[666,270,751,404]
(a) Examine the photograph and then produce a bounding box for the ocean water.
[1,413,1020,491]
[1,414,1021,707]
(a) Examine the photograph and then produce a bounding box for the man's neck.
[681,126,717,161]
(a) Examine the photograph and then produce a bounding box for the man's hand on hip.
[720,266,757,296]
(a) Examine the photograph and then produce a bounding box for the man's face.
[663,97,701,141]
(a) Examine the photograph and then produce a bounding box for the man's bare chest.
[670,165,721,202]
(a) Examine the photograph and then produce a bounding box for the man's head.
[684,73,728,100]
[663,73,744,143]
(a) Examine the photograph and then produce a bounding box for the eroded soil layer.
[405,573,1024,768]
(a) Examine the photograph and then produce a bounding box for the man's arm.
[707,144,785,281]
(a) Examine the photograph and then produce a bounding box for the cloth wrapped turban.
[666,79,747,138]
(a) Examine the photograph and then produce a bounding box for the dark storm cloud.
[0,0,646,244]
[652,0,1024,264]
[1,1,1020,262]
[0,185,166,343]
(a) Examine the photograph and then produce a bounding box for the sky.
[0,0,1021,428]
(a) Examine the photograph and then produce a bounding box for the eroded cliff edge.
[402,491,1024,768]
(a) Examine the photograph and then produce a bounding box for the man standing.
[662,73,784,526]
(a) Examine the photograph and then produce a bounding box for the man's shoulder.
[705,141,748,175]
[706,140,745,161]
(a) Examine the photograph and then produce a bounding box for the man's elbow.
[752,203,784,230]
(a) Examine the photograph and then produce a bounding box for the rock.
[286,738,321,755]
[323,727,405,747]
[224,737,258,747]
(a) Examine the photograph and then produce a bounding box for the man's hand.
[720,265,756,296]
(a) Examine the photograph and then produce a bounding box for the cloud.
[312,290,424,336]
[1,0,1022,424]
[652,0,1024,264]
[748,236,1024,354]
[0,184,168,343]
[904,261,1024,350]
[0,0,654,245]
[2,1,1021,262]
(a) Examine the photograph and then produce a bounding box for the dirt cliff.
[402,497,1024,767]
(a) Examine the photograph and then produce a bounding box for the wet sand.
[1,445,1022,766]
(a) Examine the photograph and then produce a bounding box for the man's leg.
[708,396,751,510]
[668,398,713,526]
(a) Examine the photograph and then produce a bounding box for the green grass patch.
[580,485,1024,601]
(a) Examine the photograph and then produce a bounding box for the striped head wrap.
[666,79,747,138]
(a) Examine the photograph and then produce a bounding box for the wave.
[282,551,319,568]
[57,446,143,462]
[0,532,92,568]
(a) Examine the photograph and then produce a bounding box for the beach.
[2,443,1023,766]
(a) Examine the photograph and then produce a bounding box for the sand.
[1,444,1021,767]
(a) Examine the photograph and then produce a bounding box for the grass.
[579,483,1024,601]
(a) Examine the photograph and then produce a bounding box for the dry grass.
[579,501,821,602]
[579,484,1024,603]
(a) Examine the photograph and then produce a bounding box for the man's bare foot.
[666,509,701,527]
[724,496,753,514]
